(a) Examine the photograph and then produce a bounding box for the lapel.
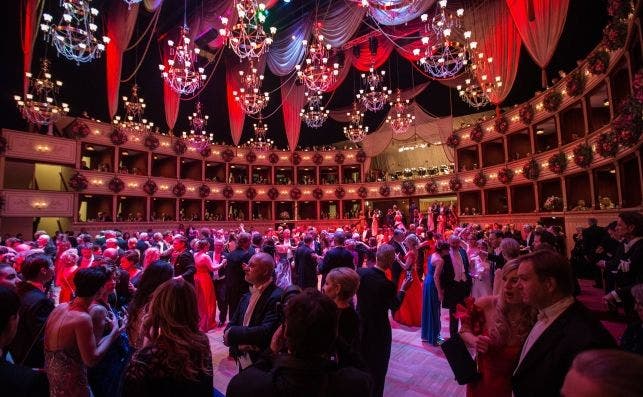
[249,283,275,326]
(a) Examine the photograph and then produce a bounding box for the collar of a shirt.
[250,278,273,295]
[537,296,574,323]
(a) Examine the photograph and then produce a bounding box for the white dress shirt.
[450,248,467,282]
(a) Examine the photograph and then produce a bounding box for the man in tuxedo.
[436,235,471,338]
[388,229,407,284]
[521,224,535,249]
[165,235,196,285]
[224,252,283,370]
[225,232,254,319]
[250,232,263,255]
[357,244,412,397]
[319,231,355,287]
[512,249,615,397]
[151,232,169,253]
[582,218,606,266]
[294,234,318,289]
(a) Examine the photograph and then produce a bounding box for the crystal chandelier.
[356,65,391,112]
[113,84,153,136]
[247,115,274,151]
[387,89,415,134]
[233,61,270,115]
[300,90,330,128]
[343,102,369,143]
[457,76,489,108]
[14,59,69,126]
[188,102,209,133]
[159,25,206,95]
[220,1,276,60]
[414,0,471,78]
[295,24,340,92]
[458,49,502,107]
[184,102,212,150]
[41,0,110,64]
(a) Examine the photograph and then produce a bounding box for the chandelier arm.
[180,46,225,101]
[121,8,161,83]
[249,74,297,120]
[124,6,162,51]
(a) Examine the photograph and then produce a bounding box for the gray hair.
[569,349,643,397]
[60,248,79,266]
[500,238,521,260]
[404,234,420,249]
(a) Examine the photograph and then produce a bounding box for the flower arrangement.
[573,142,594,168]
[587,50,610,75]
[613,97,643,147]
[379,185,391,197]
[68,119,91,139]
[142,134,158,151]
[356,149,367,163]
[222,186,234,199]
[449,176,462,191]
[401,180,416,195]
[565,71,587,97]
[173,139,187,156]
[425,179,439,194]
[291,152,302,165]
[357,186,368,198]
[335,186,346,199]
[221,148,235,162]
[143,179,157,195]
[608,0,632,18]
[110,129,128,146]
[267,187,279,200]
[312,188,323,199]
[522,159,541,180]
[446,133,460,148]
[603,19,628,51]
[108,176,125,193]
[470,123,484,142]
[290,187,302,200]
[632,69,643,102]
[199,146,212,158]
[472,171,487,188]
[497,167,514,184]
[198,184,210,198]
[69,172,88,191]
[519,104,534,125]
[543,90,563,112]
[312,152,323,165]
[172,182,186,197]
[455,297,485,336]
[268,152,279,164]
[0,135,6,155]
[494,115,509,134]
[245,151,257,163]
[246,187,257,200]
[334,152,345,164]
[596,131,619,157]
[548,152,568,174]
[543,195,563,211]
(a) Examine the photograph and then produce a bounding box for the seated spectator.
[0,263,19,291]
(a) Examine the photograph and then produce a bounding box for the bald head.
[244,252,275,285]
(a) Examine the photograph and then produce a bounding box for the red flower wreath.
[608,0,632,19]
[357,186,368,199]
[613,98,643,147]
[267,187,279,200]
[221,148,235,162]
[144,134,160,151]
[290,187,302,200]
[69,172,89,191]
[473,171,487,188]
[143,179,158,195]
[172,182,186,197]
[522,159,541,180]
[519,104,534,125]
[356,149,367,163]
[446,133,460,148]
[199,146,212,158]
[268,152,279,164]
[68,119,91,139]
[587,50,610,75]
[291,152,302,165]
[401,180,416,195]
[379,185,391,197]
[548,152,568,174]
[246,151,257,163]
[222,186,234,199]
[497,167,514,185]
[173,139,187,156]
[335,152,345,164]
[198,184,211,198]
[312,188,324,200]
[312,152,324,165]
[425,179,439,194]
[110,129,128,146]
[543,90,563,112]
[573,143,594,168]
[108,176,125,193]
[494,115,509,134]
[597,132,619,158]
[449,176,462,191]
[603,19,628,51]
[246,187,257,200]
[632,70,643,103]
[470,123,484,142]
[565,71,587,97]
[335,186,346,199]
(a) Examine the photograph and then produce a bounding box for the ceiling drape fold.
[21,0,44,93]
[367,0,436,26]
[281,76,307,151]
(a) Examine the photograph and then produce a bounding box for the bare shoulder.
[88,304,107,317]
[475,295,497,310]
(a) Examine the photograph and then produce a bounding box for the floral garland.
[608,0,632,19]
[497,167,514,185]
[356,149,367,163]
[494,115,509,134]
[0,135,6,155]
[603,19,628,51]
[199,146,212,158]
[144,134,160,151]
[543,90,563,112]
[221,148,235,162]
[565,71,587,97]
[143,179,157,195]
[613,97,643,147]
[222,186,234,199]
[291,152,302,165]
[522,159,541,180]
[246,187,257,200]
[108,176,125,193]
[470,123,484,142]
[473,171,487,188]
[69,172,88,191]
[449,176,462,191]
[290,187,302,200]
[110,129,128,146]
[335,186,346,199]
[357,186,368,198]
[173,139,187,156]
[312,187,323,200]
[379,185,391,197]
[519,104,534,125]
[246,151,257,163]
[172,182,186,197]
[596,131,619,157]
[266,187,279,200]
[68,119,91,139]
[633,70,643,102]
[312,152,323,165]
[425,179,439,194]
[268,152,279,164]
[548,152,568,174]
[401,180,416,195]
[587,50,610,75]
[335,152,345,164]
[543,196,563,211]
[573,142,594,168]
[198,184,210,198]
[446,133,460,148]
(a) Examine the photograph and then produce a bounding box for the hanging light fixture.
[458,48,502,107]
[343,102,369,143]
[219,1,276,60]
[183,101,212,150]
[247,114,274,151]
[386,89,415,134]
[233,61,270,115]
[14,58,69,126]
[356,64,391,112]
[41,0,110,64]
[159,24,206,95]
[295,23,340,92]
[113,84,153,136]
[414,0,472,78]
[188,102,209,133]
[300,90,330,128]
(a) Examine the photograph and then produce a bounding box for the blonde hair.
[60,248,79,266]
[327,267,360,301]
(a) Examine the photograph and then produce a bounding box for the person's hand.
[603,293,617,305]
[401,273,413,291]
[437,289,444,302]
[270,325,285,353]
[596,260,606,269]
[474,335,491,354]
[128,282,136,294]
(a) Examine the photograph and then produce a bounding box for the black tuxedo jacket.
[611,238,643,303]
[512,301,616,397]
[582,224,606,257]
[388,240,406,283]
[172,250,196,284]
[319,246,355,286]
[225,247,253,290]
[294,244,318,289]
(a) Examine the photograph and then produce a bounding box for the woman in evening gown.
[274,234,292,290]
[421,242,450,344]
[57,248,79,304]
[393,234,423,327]
[193,239,221,332]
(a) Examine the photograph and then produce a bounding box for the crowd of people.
[0,208,642,397]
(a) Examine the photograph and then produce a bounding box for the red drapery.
[225,56,246,146]
[160,42,180,131]
[21,0,43,93]
[281,76,307,151]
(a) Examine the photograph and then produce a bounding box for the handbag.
[440,334,480,385]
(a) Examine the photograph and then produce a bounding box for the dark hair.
[20,253,52,281]
[0,286,20,332]
[195,239,210,251]
[436,242,450,252]
[261,239,276,256]
[284,289,338,358]
[122,250,140,265]
[518,249,573,296]
[303,234,313,244]
[74,267,111,298]
[618,211,643,237]
[127,261,174,340]
[606,221,617,230]
[251,232,263,246]
[534,230,556,246]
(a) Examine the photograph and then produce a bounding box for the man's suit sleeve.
[179,253,196,280]
[319,251,331,274]
[226,290,282,347]
[31,297,54,347]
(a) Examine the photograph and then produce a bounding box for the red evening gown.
[393,251,422,327]
[194,253,217,332]
[57,266,78,304]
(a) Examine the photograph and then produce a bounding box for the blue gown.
[421,256,441,344]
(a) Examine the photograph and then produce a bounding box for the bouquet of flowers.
[335,152,345,164]
[173,139,187,156]
[291,152,302,165]
[446,133,460,148]
[356,149,367,163]
[222,186,234,198]
[69,119,91,139]
[246,151,257,163]
[312,152,324,165]
[473,171,487,188]
[221,148,235,162]
[522,159,541,180]
[379,185,391,197]
[401,180,416,195]
[246,187,257,200]
[548,152,568,174]
[470,123,484,142]
[425,179,439,194]
[573,143,594,168]
[108,176,125,193]
[268,152,279,164]
[312,188,324,199]
[603,19,628,51]
[69,172,88,191]
[172,182,186,197]
[110,129,128,146]
[494,115,509,134]
[290,187,302,200]
[519,104,534,125]
[543,195,563,211]
[143,179,157,195]
[543,90,563,112]
[357,186,368,198]
[449,176,462,191]
[267,187,279,200]
[144,134,160,150]
[335,186,346,199]
[198,184,211,198]
[497,167,514,185]
[587,50,610,75]
[565,71,587,97]
[596,132,619,157]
